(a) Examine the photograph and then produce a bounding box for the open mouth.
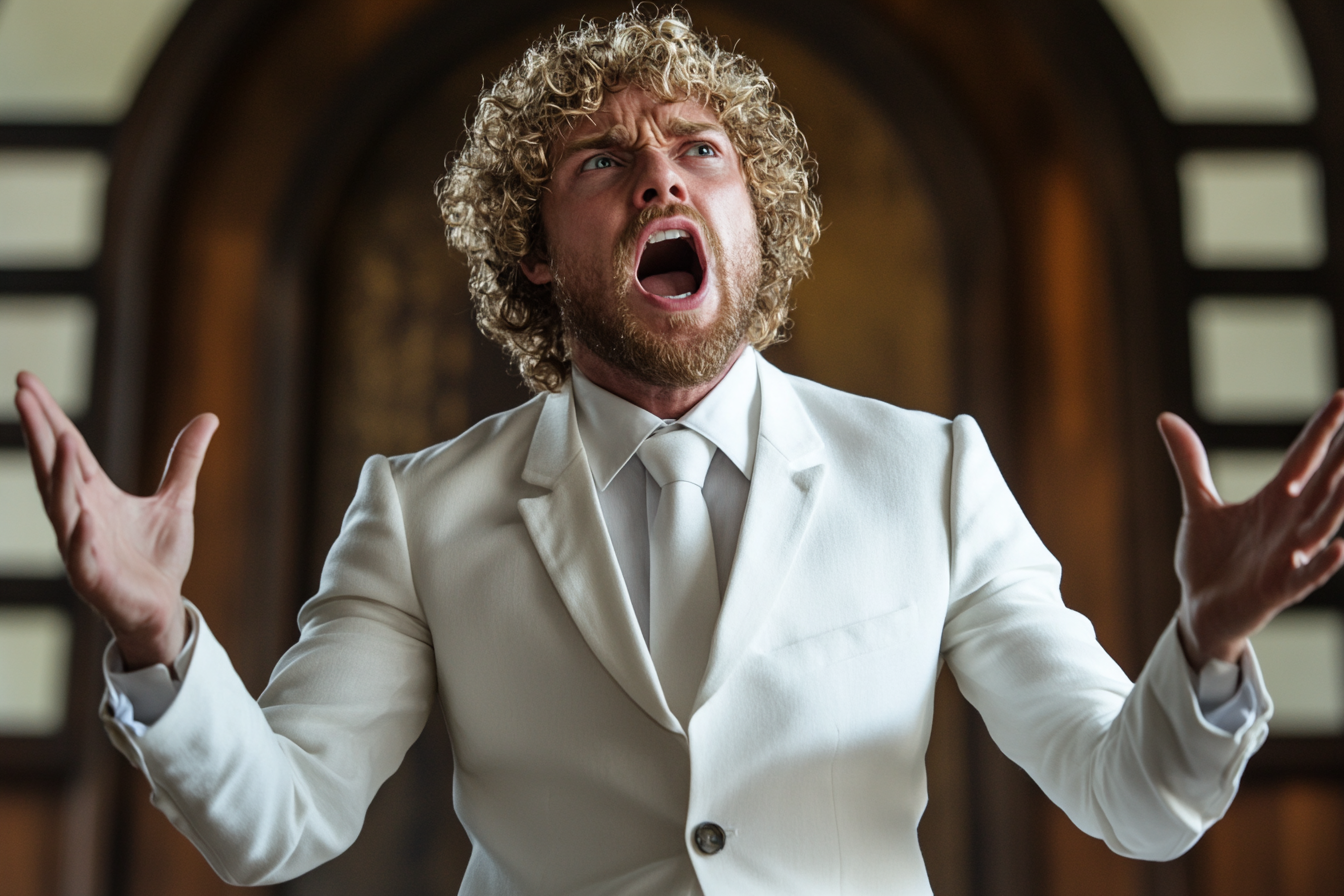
[637,229,704,299]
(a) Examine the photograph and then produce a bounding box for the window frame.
[0,121,115,773]
[1166,1,1344,774]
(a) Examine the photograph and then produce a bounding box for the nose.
[633,151,687,209]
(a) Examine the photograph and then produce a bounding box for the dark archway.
[265,4,1002,893]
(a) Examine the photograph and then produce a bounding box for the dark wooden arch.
[260,3,1011,894]
[99,0,281,488]
[265,0,1009,437]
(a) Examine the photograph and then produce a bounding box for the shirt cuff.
[1188,651,1260,735]
[103,612,199,735]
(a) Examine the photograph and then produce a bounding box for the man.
[14,9,1344,894]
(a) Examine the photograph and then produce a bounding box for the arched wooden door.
[276,4,985,893]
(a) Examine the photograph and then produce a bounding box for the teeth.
[667,292,693,299]
[646,228,689,245]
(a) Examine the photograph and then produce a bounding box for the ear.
[519,251,553,286]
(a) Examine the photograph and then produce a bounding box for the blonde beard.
[553,204,760,389]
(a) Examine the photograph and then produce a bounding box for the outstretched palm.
[15,372,217,669]
[1160,393,1344,668]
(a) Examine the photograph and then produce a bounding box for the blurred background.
[1,0,1342,893]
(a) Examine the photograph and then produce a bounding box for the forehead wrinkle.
[662,117,722,138]
[560,123,634,159]
[559,113,724,161]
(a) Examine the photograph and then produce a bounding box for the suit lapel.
[695,357,827,714]
[518,387,682,734]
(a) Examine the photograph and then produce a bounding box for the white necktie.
[637,428,720,728]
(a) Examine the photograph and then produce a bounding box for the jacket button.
[693,822,726,855]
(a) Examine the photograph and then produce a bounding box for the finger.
[17,370,79,437]
[51,432,84,552]
[62,510,102,600]
[1296,436,1344,547]
[18,370,94,465]
[158,413,219,505]
[1279,390,1344,496]
[15,384,57,495]
[1297,478,1344,551]
[1296,429,1344,529]
[1289,537,1344,598]
[19,372,115,491]
[1158,413,1220,510]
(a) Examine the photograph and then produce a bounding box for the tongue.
[640,271,697,297]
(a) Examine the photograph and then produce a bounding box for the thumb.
[159,413,219,504]
[1158,412,1220,511]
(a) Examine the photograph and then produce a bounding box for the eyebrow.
[560,118,724,159]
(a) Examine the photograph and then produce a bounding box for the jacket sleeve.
[101,455,437,885]
[940,415,1271,860]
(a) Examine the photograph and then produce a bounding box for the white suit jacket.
[102,354,1271,894]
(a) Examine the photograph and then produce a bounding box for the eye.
[581,154,617,171]
[685,143,717,158]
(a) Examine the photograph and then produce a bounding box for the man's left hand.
[1160,392,1344,669]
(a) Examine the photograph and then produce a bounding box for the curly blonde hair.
[437,6,822,392]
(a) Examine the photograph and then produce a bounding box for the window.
[1106,0,1344,744]
[0,0,191,761]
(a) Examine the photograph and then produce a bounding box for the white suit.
[102,353,1270,894]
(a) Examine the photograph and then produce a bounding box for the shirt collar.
[572,347,761,490]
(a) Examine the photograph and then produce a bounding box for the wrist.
[1177,606,1246,669]
[112,600,188,671]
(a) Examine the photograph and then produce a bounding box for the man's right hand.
[14,371,218,670]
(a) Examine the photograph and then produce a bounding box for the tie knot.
[637,428,716,489]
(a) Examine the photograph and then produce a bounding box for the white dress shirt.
[106,346,1257,735]
[572,348,759,643]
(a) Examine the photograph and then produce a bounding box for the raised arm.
[14,371,217,669]
[1160,391,1344,669]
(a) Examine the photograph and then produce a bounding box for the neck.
[570,341,748,419]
